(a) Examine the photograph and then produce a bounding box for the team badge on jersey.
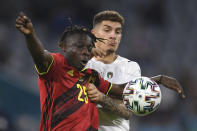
[107,72,113,79]
[67,70,74,77]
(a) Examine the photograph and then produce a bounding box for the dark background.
[0,0,196,130]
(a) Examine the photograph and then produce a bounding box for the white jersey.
[86,56,141,131]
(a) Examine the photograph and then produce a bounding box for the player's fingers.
[16,19,25,26]
[16,25,24,31]
[19,12,28,21]
[87,83,96,90]
[181,93,186,99]
[15,24,22,28]
[17,17,27,24]
[176,83,186,98]
[87,89,97,96]
[19,12,31,23]
[98,52,105,58]
[23,15,30,23]
[90,98,98,102]
[88,96,99,102]
[175,88,182,95]
[95,49,104,57]
[99,50,106,57]
[178,87,186,99]
[16,24,30,34]
[91,48,106,58]
[15,23,25,29]
[176,88,181,93]
[19,12,25,17]
[88,94,97,98]
[88,95,99,103]
[172,87,185,99]
[86,86,93,92]
[15,25,22,31]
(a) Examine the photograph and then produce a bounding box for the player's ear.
[59,41,67,52]
[91,29,98,37]
[62,45,67,52]
[91,29,95,34]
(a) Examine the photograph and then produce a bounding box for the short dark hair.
[93,10,124,28]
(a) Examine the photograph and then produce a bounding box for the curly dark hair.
[59,18,104,48]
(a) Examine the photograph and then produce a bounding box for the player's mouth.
[80,60,88,66]
[108,42,116,47]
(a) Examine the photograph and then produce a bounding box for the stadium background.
[0,0,196,130]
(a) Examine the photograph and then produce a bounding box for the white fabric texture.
[86,56,141,131]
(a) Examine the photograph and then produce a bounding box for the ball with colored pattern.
[123,76,162,116]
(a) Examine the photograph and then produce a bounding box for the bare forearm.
[87,83,132,119]
[16,13,52,72]
[109,84,126,99]
[151,75,162,84]
[151,75,185,98]
[99,95,132,119]
[25,32,52,72]
[25,32,46,63]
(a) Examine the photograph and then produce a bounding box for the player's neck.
[94,53,118,64]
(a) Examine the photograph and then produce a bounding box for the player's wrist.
[158,75,163,84]
[24,30,36,40]
[99,93,107,104]
[151,75,162,84]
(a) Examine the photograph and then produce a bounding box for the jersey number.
[77,84,88,103]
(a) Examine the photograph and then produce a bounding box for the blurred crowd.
[0,0,196,131]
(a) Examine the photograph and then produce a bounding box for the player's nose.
[81,47,91,56]
[109,31,116,40]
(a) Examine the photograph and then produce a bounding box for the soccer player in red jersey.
[15,12,125,131]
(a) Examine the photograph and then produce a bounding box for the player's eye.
[103,28,110,32]
[116,31,121,34]
[116,30,122,34]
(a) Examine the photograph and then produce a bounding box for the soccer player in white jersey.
[86,10,185,131]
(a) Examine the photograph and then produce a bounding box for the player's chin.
[106,49,115,55]
[77,63,86,71]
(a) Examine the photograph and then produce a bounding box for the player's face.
[92,20,122,54]
[62,34,93,71]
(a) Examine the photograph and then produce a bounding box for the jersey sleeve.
[35,53,59,79]
[91,70,112,95]
[98,75,112,95]
[123,61,141,83]
[129,62,141,77]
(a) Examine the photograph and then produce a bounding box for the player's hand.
[16,12,34,35]
[91,47,106,58]
[152,75,186,98]
[87,83,104,103]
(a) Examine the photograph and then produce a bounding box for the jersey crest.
[67,70,74,77]
[107,72,113,79]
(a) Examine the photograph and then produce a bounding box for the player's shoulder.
[50,52,64,58]
[117,56,140,67]
[49,52,68,67]
[117,56,141,77]
[87,57,98,64]
[50,53,65,61]
[86,57,102,69]
[82,68,98,74]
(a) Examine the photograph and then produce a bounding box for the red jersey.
[37,53,112,131]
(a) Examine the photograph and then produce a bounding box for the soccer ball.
[123,76,162,116]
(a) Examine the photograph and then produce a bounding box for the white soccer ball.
[123,76,162,116]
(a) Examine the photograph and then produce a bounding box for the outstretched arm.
[15,12,52,73]
[151,75,186,98]
[87,83,132,119]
